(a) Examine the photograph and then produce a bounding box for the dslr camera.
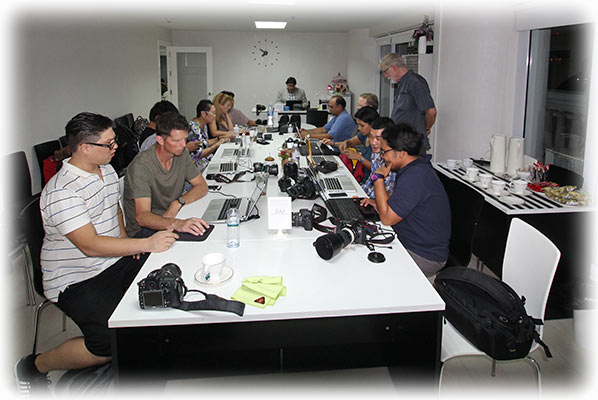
[313,219,369,260]
[292,208,314,231]
[138,263,187,309]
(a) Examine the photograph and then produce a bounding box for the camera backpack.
[434,267,552,360]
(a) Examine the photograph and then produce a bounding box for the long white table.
[108,128,445,383]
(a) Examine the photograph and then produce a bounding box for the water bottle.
[234,124,240,135]
[292,143,300,165]
[267,104,274,127]
[226,208,240,248]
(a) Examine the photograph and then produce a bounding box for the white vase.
[418,36,427,54]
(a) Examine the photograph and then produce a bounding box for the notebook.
[201,179,266,223]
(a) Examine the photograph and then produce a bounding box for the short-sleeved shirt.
[391,70,435,152]
[123,146,200,237]
[362,152,397,198]
[40,159,122,302]
[229,108,250,126]
[387,155,450,263]
[324,110,357,142]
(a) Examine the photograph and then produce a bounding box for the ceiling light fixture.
[255,21,287,29]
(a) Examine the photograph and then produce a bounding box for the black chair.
[290,114,301,130]
[110,124,140,177]
[19,194,67,354]
[306,109,329,128]
[436,170,485,268]
[547,164,583,188]
[114,113,135,131]
[34,140,62,189]
[58,135,68,148]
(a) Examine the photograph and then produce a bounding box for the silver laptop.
[221,148,252,158]
[201,179,266,223]
[205,160,238,175]
[306,164,356,195]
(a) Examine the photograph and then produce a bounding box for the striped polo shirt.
[40,158,121,302]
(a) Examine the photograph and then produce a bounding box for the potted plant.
[413,16,434,54]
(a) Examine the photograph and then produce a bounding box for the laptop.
[205,160,238,175]
[324,197,379,222]
[306,164,357,194]
[221,148,252,158]
[201,179,266,224]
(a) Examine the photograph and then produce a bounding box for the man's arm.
[424,107,437,135]
[163,172,209,217]
[373,165,403,226]
[299,126,328,139]
[66,223,177,258]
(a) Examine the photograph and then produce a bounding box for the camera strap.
[177,290,245,316]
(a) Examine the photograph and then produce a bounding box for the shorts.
[406,248,446,278]
[56,255,148,357]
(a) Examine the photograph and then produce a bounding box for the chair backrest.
[547,164,584,188]
[4,151,33,206]
[34,140,62,188]
[19,194,45,297]
[110,124,140,177]
[436,170,485,267]
[306,109,329,127]
[290,114,301,129]
[502,218,561,332]
[58,135,68,148]
[114,113,135,131]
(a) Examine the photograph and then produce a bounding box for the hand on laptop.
[360,198,377,210]
[173,217,210,236]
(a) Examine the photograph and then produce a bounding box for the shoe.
[14,354,50,396]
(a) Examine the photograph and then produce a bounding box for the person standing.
[276,77,307,108]
[380,53,436,153]
[14,112,177,395]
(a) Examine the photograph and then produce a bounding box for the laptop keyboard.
[322,177,342,191]
[220,162,237,173]
[326,198,362,220]
[217,198,242,220]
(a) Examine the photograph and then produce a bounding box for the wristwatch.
[177,197,186,206]
[372,173,385,181]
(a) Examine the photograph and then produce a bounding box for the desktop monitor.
[286,100,304,111]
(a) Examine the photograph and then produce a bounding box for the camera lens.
[161,263,182,277]
[313,229,354,260]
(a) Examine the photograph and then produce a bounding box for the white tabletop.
[108,131,444,329]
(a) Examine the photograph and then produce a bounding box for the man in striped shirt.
[15,112,178,394]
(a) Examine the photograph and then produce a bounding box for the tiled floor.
[6,251,598,397]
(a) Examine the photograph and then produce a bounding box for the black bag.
[434,267,552,360]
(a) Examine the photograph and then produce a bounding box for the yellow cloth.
[232,276,286,309]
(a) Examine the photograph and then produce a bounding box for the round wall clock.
[251,40,280,68]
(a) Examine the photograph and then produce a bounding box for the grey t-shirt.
[123,145,200,237]
[390,70,435,152]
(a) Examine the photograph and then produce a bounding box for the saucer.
[485,188,507,197]
[195,265,233,285]
[508,187,530,196]
[500,195,525,205]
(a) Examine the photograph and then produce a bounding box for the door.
[167,46,213,121]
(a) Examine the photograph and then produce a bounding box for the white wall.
[347,29,378,114]
[434,6,519,162]
[171,30,349,118]
[12,21,171,193]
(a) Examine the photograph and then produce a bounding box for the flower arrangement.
[413,16,433,41]
[278,147,294,164]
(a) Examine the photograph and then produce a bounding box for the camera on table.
[292,208,314,231]
[138,263,187,309]
[313,219,369,260]
[278,164,317,200]
[253,162,279,176]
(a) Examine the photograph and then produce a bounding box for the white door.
[167,46,213,121]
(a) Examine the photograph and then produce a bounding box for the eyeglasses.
[383,66,391,74]
[85,140,117,150]
[379,148,396,156]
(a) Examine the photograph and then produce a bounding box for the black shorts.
[56,255,148,357]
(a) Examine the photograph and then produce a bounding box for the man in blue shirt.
[299,95,356,142]
[370,122,450,277]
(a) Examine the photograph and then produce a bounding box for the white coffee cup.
[510,179,528,195]
[479,173,492,188]
[446,159,458,169]
[202,252,226,281]
[462,158,473,168]
[517,170,531,180]
[466,167,479,181]
[491,179,506,196]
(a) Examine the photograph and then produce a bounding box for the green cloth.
[232,276,286,308]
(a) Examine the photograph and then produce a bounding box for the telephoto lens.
[313,228,355,260]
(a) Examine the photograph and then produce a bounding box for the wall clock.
[251,40,280,68]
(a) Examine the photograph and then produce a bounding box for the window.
[524,23,594,175]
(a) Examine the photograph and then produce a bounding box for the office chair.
[110,124,140,177]
[439,218,561,394]
[290,114,301,130]
[306,109,328,128]
[114,113,135,131]
[58,135,68,148]
[436,170,485,268]
[20,194,67,354]
[34,140,62,189]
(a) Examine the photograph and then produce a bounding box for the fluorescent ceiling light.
[249,1,296,5]
[255,21,287,29]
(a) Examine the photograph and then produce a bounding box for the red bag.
[42,156,61,184]
[339,154,365,183]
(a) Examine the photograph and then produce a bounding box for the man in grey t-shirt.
[380,53,437,154]
[123,111,210,238]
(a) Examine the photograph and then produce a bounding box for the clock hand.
[259,48,268,57]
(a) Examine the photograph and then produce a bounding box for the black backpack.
[434,267,552,360]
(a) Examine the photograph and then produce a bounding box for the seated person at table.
[14,112,177,395]
[360,117,398,197]
[139,100,178,151]
[124,111,210,238]
[322,106,380,181]
[208,92,237,139]
[276,76,308,108]
[368,123,450,277]
[346,92,379,139]
[220,90,258,127]
[299,95,355,143]
[188,99,229,172]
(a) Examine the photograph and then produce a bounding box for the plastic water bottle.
[292,143,300,165]
[234,124,240,135]
[267,104,274,127]
[227,208,240,248]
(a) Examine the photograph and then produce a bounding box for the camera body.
[253,162,279,176]
[292,208,314,231]
[337,220,368,245]
[138,263,187,309]
[278,165,317,200]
